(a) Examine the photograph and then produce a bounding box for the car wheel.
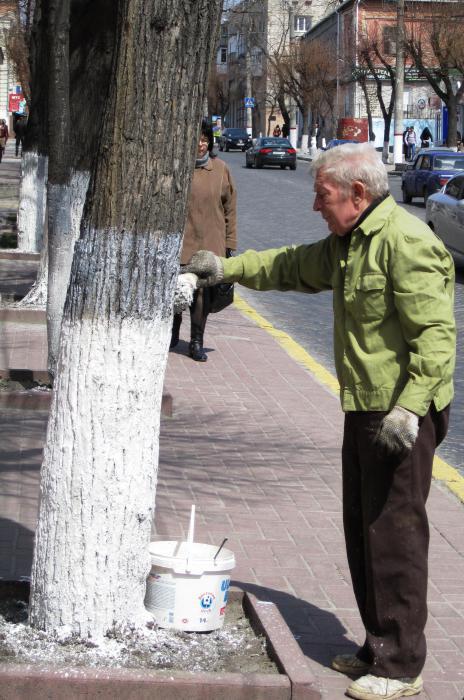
[280,164,286,169]
[290,163,296,171]
[402,186,412,203]
[256,159,263,169]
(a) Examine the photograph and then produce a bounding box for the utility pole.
[393,0,405,166]
[288,0,298,149]
[245,45,253,137]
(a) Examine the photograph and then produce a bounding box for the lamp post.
[393,0,405,166]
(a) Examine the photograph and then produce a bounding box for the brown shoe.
[331,653,370,675]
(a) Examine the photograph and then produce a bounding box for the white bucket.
[144,540,235,632]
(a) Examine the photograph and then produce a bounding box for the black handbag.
[209,282,234,313]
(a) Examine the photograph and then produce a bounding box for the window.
[220,47,227,64]
[383,26,396,55]
[445,176,464,200]
[294,16,311,32]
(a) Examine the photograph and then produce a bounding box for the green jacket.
[222,195,456,415]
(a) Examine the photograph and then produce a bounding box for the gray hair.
[311,143,389,199]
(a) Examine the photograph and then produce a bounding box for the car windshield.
[226,129,248,136]
[262,138,291,147]
[432,155,464,171]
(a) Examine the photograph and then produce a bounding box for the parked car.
[426,173,464,256]
[245,137,297,170]
[218,128,252,152]
[322,139,360,150]
[401,148,464,204]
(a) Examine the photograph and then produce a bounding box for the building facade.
[217,0,334,136]
[303,0,464,148]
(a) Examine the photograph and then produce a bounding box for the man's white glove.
[183,250,224,287]
[173,272,198,314]
[375,406,419,457]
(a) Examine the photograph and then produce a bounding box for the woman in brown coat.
[171,119,237,361]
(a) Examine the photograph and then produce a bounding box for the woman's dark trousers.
[342,405,449,679]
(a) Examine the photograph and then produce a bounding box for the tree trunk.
[382,112,393,164]
[17,0,49,254]
[445,94,458,148]
[300,105,309,152]
[45,0,72,377]
[30,0,222,640]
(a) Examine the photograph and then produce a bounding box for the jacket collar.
[353,194,396,237]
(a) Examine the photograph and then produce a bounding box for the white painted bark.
[13,227,49,308]
[300,134,309,153]
[47,170,90,375]
[17,152,48,253]
[30,228,181,639]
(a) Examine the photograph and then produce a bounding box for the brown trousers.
[342,405,450,678]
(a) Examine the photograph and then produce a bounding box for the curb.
[0,251,40,261]
[0,386,174,418]
[0,307,46,323]
[0,583,319,699]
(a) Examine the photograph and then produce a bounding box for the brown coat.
[181,156,237,264]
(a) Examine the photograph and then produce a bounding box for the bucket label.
[199,592,215,610]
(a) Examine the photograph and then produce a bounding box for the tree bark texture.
[45,0,72,376]
[30,0,222,639]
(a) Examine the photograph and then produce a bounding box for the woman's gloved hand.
[183,250,224,287]
[375,406,419,457]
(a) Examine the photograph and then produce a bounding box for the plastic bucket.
[144,540,235,632]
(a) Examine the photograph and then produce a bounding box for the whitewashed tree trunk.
[31,229,181,638]
[17,152,48,253]
[29,0,222,639]
[301,133,309,152]
[47,170,90,373]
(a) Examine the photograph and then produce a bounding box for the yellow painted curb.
[233,292,464,504]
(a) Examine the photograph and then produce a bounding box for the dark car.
[245,137,297,170]
[218,128,252,152]
[401,148,464,204]
[322,139,360,150]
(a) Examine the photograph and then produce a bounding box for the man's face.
[313,171,364,236]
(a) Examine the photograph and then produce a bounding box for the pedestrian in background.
[185,143,456,699]
[404,126,417,160]
[14,114,27,157]
[273,124,281,137]
[0,119,9,162]
[420,125,432,148]
[170,118,237,362]
[281,122,289,138]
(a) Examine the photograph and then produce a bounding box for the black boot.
[170,314,182,349]
[189,330,207,362]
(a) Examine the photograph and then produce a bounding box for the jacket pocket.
[353,273,388,321]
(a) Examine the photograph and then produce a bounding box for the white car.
[426,173,464,256]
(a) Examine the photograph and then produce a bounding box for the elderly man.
[185,143,456,700]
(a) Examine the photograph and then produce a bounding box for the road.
[220,150,464,476]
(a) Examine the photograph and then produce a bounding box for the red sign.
[8,93,23,112]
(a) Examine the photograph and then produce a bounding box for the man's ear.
[352,180,366,204]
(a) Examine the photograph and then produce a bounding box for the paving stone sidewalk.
[0,153,463,698]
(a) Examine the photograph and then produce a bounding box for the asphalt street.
[220,150,464,476]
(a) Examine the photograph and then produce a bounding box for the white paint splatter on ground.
[0,600,278,673]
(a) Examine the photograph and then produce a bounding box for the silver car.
[426,173,464,256]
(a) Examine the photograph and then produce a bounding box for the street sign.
[8,93,23,113]
[244,97,255,108]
